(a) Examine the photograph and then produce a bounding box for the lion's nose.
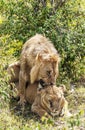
[39,79,45,87]
[49,82,54,86]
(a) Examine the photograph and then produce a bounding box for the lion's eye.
[47,71,51,76]
[58,98,61,102]
[49,100,53,108]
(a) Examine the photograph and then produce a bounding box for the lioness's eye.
[49,100,53,108]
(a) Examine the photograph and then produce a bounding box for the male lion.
[19,34,60,104]
[8,62,71,118]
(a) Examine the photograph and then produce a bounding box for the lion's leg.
[18,70,27,105]
[31,103,50,118]
[18,57,31,105]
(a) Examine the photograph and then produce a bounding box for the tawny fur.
[7,61,20,82]
[8,62,71,118]
[19,34,60,104]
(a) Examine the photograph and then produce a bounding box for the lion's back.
[21,34,57,59]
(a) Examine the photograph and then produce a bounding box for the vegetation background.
[0,0,85,129]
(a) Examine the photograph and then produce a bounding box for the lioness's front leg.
[60,100,72,117]
[31,104,50,118]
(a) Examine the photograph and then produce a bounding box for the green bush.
[0,0,85,82]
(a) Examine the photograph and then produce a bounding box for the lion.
[7,62,71,118]
[19,34,60,104]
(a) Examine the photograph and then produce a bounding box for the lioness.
[8,62,71,118]
[14,82,70,117]
[19,34,60,104]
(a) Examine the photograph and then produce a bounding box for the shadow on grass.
[9,96,40,121]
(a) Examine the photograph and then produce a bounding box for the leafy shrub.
[0,0,85,82]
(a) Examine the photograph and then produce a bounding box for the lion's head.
[30,53,60,86]
[31,85,69,117]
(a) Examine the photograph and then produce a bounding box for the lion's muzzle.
[39,79,54,87]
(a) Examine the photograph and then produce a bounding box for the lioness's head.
[30,53,60,86]
[32,85,68,117]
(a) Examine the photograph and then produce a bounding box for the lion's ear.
[36,53,61,62]
[30,64,40,84]
[36,53,47,62]
[50,54,61,62]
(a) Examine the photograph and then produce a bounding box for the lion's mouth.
[39,79,54,87]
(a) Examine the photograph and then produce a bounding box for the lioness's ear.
[30,64,40,84]
[59,84,67,93]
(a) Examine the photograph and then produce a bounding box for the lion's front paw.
[18,96,26,106]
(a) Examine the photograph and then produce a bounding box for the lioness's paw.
[65,111,72,117]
